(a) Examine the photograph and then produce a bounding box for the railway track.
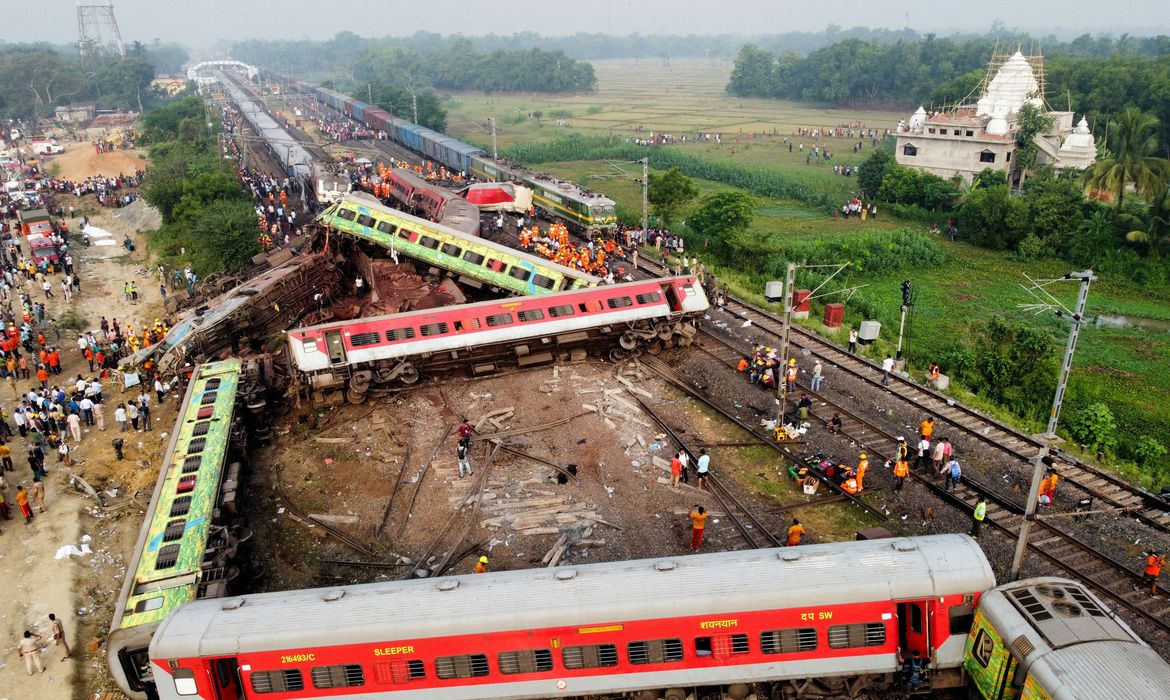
[633,256,1170,534]
[688,316,1170,637]
[632,396,785,549]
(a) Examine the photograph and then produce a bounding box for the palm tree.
[1127,186,1170,259]
[1081,107,1170,212]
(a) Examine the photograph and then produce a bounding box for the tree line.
[0,40,187,121]
[727,35,1170,150]
[141,96,261,276]
[233,34,596,94]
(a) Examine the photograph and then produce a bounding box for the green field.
[443,58,1169,479]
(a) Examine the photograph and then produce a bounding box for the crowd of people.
[316,115,381,143]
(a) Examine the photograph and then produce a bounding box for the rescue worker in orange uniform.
[1144,550,1165,593]
[474,556,488,574]
[892,457,909,491]
[920,416,935,441]
[786,518,805,546]
[855,453,869,492]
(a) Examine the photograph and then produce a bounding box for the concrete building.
[894,51,1096,185]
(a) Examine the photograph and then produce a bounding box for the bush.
[548,109,573,119]
[1069,402,1119,456]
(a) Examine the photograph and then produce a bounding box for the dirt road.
[0,192,172,699]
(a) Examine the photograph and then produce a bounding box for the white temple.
[895,51,1096,185]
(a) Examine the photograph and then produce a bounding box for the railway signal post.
[1010,270,1095,581]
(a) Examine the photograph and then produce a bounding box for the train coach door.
[325,331,346,365]
[207,657,243,700]
[897,600,932,662]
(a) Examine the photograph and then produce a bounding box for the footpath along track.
[690,318,1170,636]
[635,257,1170,535]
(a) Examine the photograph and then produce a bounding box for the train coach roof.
[1029,641,1170,699]
[151,535,992,658]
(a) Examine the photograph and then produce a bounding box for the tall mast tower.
[77,0,126,67]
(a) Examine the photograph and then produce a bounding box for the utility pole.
[776,262,797,422]
[411,90,418,124]
[641,157,649,234]
[896,279,911,360]
[490,118,498,160]
[1010,270,1095,580]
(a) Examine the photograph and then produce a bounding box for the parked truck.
[31,139,64,155]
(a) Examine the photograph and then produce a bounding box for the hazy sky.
[2,0,1167,47]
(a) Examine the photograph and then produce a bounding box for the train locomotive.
[275,75,616,235]
[287,275,707,398]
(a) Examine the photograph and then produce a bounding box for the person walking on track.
[688,505,708,551]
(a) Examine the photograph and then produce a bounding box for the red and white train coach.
[148,535,994,700]
[287,276,708,396]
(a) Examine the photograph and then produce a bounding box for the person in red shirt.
[670,455,682,488]
[689,506,708,552]
[458,419,473,440]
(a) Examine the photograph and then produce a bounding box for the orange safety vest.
[1146,554,1164,577]
[786,366,797,382]
[893,459,909,477]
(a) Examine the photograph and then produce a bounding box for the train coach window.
[162,519,186,543]
[508,266,532,282]
[311,664,365,689]
[336,208,357,221]
[373,659,426,684]
[434,654,490,679]
[761,627,818,654]
[172,668,199,696]
[827,623,886,649]
[532,274,556,290]
[606,296,634,309]
[627,638,684,665]
[398,229,417,242]
[386,327,417,342]
[376,220,397,235]
[155,544,181,570]
[250,669,305,694]
[636,292,662,305]
[517,309,545,322]
[356,214,376,228]
[192,421,211,437]
[696,634,750,658]
[950,604,976,634]
[561,644,618,670]
[349,332,382,347]
[420,322,449,337]
[486,259,507,273]
[169,496,193,518]
[548,304,575,318]
[132,596,164,614]
[419,236,441,250]
[188,438,207,454]
[486,313,514,327]
[200,392,218,405]
[441,243,463,258]
[454,318,482,332]
[578,300,604,313]
[462,250,486,266]
[205,378,222,390]
[181,456,201,474]
[498,649,554,674]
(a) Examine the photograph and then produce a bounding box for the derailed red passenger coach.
[287,276,708,395]
[148,535,994,699]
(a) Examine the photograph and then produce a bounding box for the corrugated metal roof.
[151,535,993,658]
[1032,641,1170,699]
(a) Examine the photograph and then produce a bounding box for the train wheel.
[619,331,640,350]
[609,347,630,363]
[646,340,664,355]
[349,371,372,395]
[397,363,421,385]
[656,322,673,340]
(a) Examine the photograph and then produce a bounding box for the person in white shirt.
[881,356,894,386]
